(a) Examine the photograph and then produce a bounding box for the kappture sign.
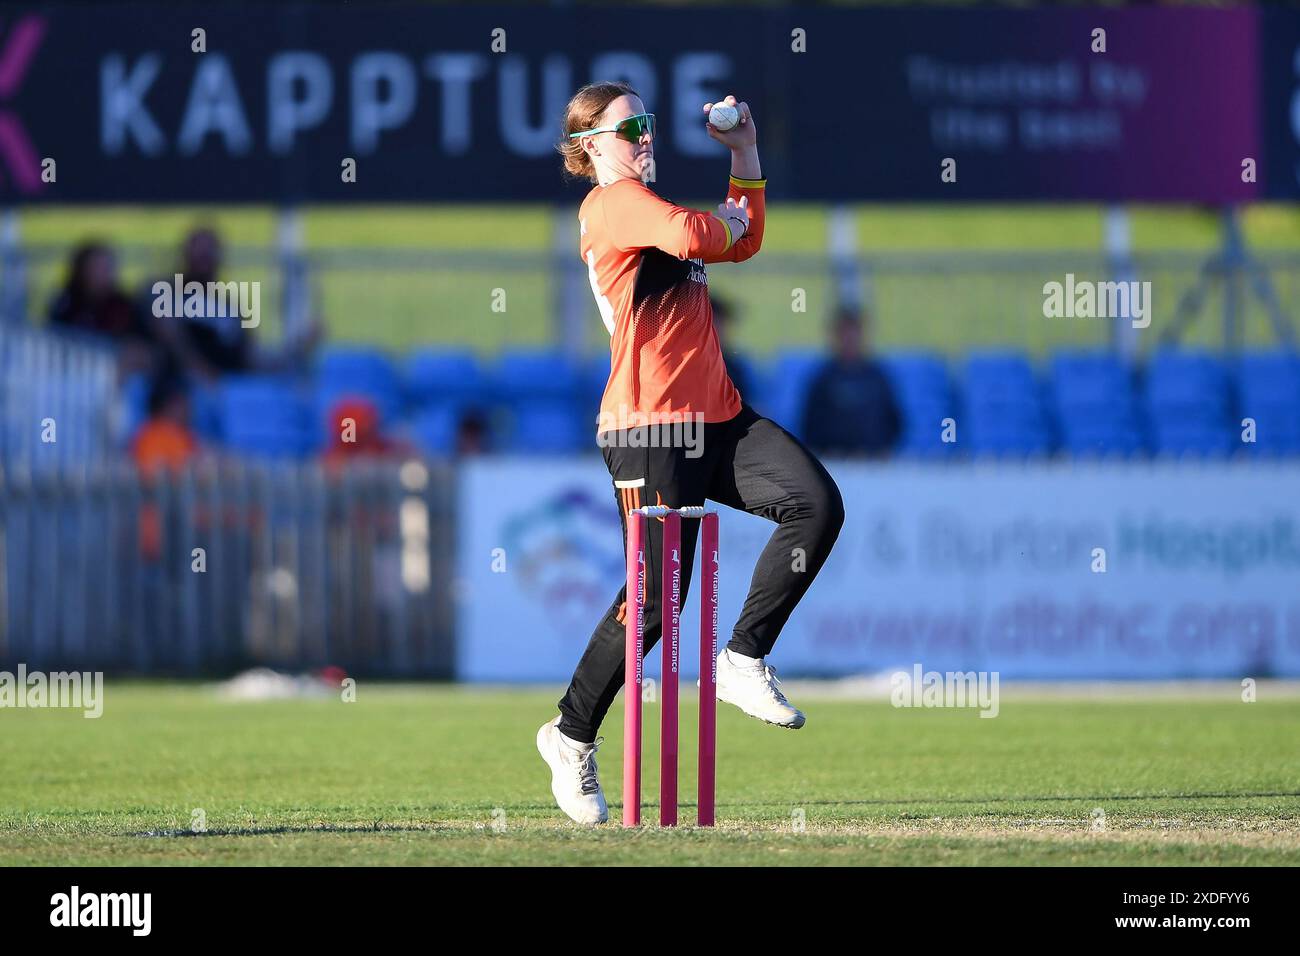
[0,4,1286,202]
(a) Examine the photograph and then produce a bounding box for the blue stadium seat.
[219,377,312,458]
[1237,352,1300,404]
[1058,419,1145,458]
[1143,351,1232,457]
[583,354,613,416]
[1051,351,1132,406]
[493,349,583,400]
[965,352,1037,404]
[895,400,958,457]
[726,353,763,407]
[734,354,770,411]
[318,346,399,391]
[764,350,829,439]
[507,399,587,453]
[881,352,949,401]
[881,352,956,457]
[403,349,485,406]
[962,353,1050,457]
[485,351,587,450]
[407,401,465,456]
[1145,351,1229,410]
[966,418,1051,456]
[315,347,401,431]
[189,380,225,443]
[1150,420,1236,457]
[119,373,151,444]
[1235,352,1300,456]
[1049,351,1144,457]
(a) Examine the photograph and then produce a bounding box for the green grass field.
[3,683,1298,866]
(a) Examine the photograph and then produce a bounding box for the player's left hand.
[703,95,757,150]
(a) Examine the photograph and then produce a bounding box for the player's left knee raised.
[814,478,845,547]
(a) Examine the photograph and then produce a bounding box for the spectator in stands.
[131,370,206,563]
[455,408,491,456]
[131,369,200,476]
[146,227,321,384]
[712,294,756,403]
[323,397,409,466]
[49,241,157,376]
[801,305,901,458]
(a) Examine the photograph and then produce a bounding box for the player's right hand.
[716,195,751,240]
[703,96,756,149]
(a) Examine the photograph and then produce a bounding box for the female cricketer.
[537,82,845,824]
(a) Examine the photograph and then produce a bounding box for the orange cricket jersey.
[579,174,766,434]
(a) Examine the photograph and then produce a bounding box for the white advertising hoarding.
[455,458,1300,682]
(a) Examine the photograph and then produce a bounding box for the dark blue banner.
[1261,6,1300,200]
[0,4,1282,203]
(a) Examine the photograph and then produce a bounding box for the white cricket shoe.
[716,649,806,729]
[536,716,609,825]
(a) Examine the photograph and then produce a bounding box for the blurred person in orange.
[323,397,410,467]
[131,371,203,561]
[131,371,199,476]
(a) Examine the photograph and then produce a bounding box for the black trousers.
[557,404,845,743]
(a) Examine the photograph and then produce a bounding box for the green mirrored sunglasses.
[569,112,656,143]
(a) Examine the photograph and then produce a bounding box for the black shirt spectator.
[144,228,253,379]
[145,227,321,382]
[456,408,491,456]
[49,242,151,342]
[801,306,901,457]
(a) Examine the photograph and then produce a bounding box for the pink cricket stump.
[623,510,645,828]
[659,511,682,827]
[698,511,719,827]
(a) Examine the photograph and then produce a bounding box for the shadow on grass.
[504,789,1300,813]
[134,823,446,838]
[129,789,1300,837]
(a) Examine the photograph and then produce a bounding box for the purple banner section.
[0,4,1271,203]
[787,7,1262,202]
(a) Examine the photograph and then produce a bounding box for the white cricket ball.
[708,103,739,132]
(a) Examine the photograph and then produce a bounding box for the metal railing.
[0,323,119,474]
[0,456,457,677]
